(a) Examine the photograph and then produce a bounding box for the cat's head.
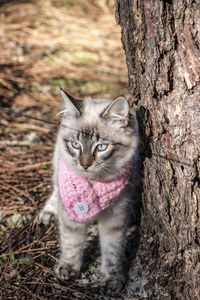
[57,89,138,180]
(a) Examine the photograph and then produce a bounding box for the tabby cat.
[39,90,138,290]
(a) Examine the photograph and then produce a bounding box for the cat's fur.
[39,90,138,290]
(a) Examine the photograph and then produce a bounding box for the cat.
[38,89,139,290]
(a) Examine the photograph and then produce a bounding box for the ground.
[0,1,152,299]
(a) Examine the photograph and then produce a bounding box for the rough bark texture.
[116,0,200,299]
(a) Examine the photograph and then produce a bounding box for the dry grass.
[0,0,129,299]
[0,0,127,109]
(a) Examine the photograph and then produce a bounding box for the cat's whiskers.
[99,167,112,179]
[104,162,131,167]
[127,181,135,188]
[99,168,109,178]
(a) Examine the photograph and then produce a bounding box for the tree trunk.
[116,0,200,298]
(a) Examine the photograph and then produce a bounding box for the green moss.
[10,252,17,265]
[43,165,53,171]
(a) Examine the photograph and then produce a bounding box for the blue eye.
[96,144,108,151]
[71,141,81,149]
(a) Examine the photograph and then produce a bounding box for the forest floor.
[0,1,163,299]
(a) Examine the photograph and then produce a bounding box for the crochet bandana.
[59,158,133,223]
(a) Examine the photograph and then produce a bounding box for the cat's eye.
[96,144,108,151]
[71,141,81,149]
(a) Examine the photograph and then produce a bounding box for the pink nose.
[81,164,89,170]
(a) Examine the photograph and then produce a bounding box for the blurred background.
[0,1,129,298]
[0,0,127,109]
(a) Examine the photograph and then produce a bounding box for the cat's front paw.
[55,263,80,280]
[101,273,125,292]
[38,209,55,225]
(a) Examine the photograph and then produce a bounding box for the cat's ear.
[60,89,81,118]
[102,97,129,127]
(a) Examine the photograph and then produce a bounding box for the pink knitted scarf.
[59,158,133,223]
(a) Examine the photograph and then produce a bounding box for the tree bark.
[116,0,200,298]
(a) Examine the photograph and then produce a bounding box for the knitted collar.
[59,158,133,223]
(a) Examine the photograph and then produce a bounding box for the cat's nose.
[79,154,92,170]
[81,164,90,170]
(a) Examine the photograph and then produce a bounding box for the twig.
[3,122,52,133]
[0,140,52,149]
[47,253,58,262]
[2,161,51,172]
[0,247,55,258]
[12,285,46,300]
[25,274,94,300]
[34,262,55,276]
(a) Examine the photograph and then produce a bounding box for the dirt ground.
[0,1,149,299]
